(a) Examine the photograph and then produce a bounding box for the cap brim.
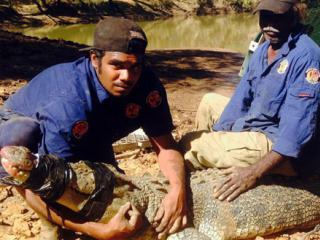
[79,46,95,52]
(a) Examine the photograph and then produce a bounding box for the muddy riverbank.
[0,0,259,30]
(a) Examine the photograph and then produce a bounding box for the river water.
[19,10,320,53]
[20,14,259,54]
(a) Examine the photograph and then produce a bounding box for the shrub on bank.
[223,0,258,12]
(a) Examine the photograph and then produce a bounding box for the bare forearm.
[250,150,287,178]
[157,149,186,190]
[18,188,87,231]
[154,148,188,237]
[16,188,116,240]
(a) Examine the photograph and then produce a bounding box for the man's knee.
[196,93,230,131]
[0,117,41,152]
[179,131,217,171]
[198,93,223,109]
[200,92,229,105]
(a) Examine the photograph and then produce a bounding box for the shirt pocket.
[255,73,287,117]
[287,86,317,119]
[289,86,316,99]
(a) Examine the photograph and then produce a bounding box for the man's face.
[91,51,143,97]
[259,10,296,47]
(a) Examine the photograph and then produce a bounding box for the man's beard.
[262,26,289,48]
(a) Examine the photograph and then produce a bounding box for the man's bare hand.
[87,202,143,240]
[152,187,188,239]
[213,166,259,202]
[108,202,143,239]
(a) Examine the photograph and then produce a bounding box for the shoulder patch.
[305,68,320,84]
[277,59,289,74]
[146,90,162,108]
[125,103,141,119]
[72,120,89,139]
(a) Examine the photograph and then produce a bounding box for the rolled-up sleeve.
[142,83,174,137]
[272,58,320,158]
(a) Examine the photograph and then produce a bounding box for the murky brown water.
[19,14,259,54]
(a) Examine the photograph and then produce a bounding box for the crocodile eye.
[25,161,33,167]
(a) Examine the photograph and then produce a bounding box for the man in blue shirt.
[0,17,187,239]
[182,0,320,202]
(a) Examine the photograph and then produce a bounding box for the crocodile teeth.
[18,171,26,176]
[11,166,18,171]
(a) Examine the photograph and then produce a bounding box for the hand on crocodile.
[106,202,143,240]
[213,166,259,202]
[152,187,188,239]
[0,146,37,183]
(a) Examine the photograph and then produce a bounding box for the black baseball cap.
[80,16,147,55]
[254,0,298,14]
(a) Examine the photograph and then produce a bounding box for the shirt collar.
[86,58,111,103]
[277,27,303,56]
[261,29,302,67]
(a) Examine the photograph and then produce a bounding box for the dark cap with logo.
[254,0,298,14]
[80,16,147,54]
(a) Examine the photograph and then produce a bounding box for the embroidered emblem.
[277,59,289,74]
[305,68,320,84]
[125,103,141,118]
[146,90,162,108]
[72,121,89,139]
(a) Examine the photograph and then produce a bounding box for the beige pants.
[180,93,273,170]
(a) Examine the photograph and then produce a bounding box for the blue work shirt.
[214,29,320,159]
[4,57,174,162]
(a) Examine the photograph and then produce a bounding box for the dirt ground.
[0,30,319,240]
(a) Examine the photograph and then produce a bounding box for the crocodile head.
[0,146,159,228]
[0,145,37,184]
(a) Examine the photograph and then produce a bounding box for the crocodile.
[1,145,320,240]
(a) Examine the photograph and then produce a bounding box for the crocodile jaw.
[1,156,31,183]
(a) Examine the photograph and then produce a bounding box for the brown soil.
[0,30,318,240]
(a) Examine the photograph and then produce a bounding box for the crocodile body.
[1,146,320,239]
[70,161,320,240]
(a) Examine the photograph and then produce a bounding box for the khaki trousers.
[180,93,273,170]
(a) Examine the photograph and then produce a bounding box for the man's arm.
[213,53,320,201]
[212,151,291,202]
[17,188,142,240]
[149,133,188,239]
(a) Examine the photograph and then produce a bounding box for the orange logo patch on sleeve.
[146,90,162,108]
[125,103,141,118]
[305,68,320,84]
[72,121,89,139]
